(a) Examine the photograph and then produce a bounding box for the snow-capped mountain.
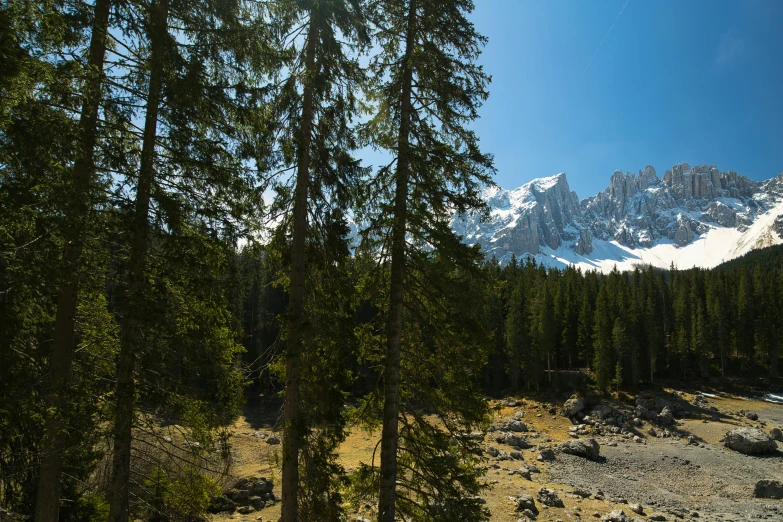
[453,163,783,272]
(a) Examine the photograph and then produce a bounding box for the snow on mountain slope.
[455,163,783,273]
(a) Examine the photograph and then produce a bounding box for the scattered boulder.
[537,487,564,508]
[514,494,538,514]
[266,435,281,445]
[648,515,667,521]
[507,420,529,432]
[636,394,669,412]
[250,479,274,497]
[590,403,621,422]
[456,431,485,441]
[510,468,531,480]
[628,503,644,515]
[753,480,783,499]
[601,509,631,522]
[657,406,675,426]
[208,496,236,513]
[724,427,778,455]
[249,496,266,510]
[562,395,585,418]
[233,477,250,489]
[538,446,555,461]
[770,427,783,442]
[237,505,254,514]
[746,412,759,421]
[692,394,709,406]
[501,432,533,449]
[486,446,500,457]
[229,488,250,503]
[560,438,601,460]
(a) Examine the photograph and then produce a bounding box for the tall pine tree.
[357,0,494,519]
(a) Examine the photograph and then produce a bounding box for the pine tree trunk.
[34,1,111,519]
[547,351,551,383]
[509,348,520,393]
[378,3,415,521]
[108,1,168,519]
[280,14,318,522]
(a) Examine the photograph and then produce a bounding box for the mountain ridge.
[454,163,783,272]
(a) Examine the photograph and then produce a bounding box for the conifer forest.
[1,1,782,521]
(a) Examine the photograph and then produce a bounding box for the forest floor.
[212,385,783,522]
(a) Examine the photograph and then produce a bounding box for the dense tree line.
[481,250,783,395]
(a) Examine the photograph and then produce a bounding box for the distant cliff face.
[453,163,783,269]
[453,173,581,260]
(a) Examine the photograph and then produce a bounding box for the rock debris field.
[213,388,783,522]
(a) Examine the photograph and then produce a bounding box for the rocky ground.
[212,388,783,522]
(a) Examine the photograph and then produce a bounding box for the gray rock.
[657,406,675,426]
[724,427,778,455]
[753,480,783,499]
[628,503,644,514]
[560,438,601,460]
[590,403,620,421]
[703,201,738,227]
[502,432,533,449]
[746,411,759,421]
[574,229,593,255]
[266,435,281,445]
[233,477,250,489]
[237,505,254,514]
[538,446,555,461]
[507,420,529,432]
[648,515,666,521]
[562,395,586,418]
[514,494,538,514]
[208,496,236,513]
[537,487,564,508]
[486,445,500,457]
[250,479,273,496]
[770,427,783,442]
[601,510,631,522]
[249,496,266,510]
[229,488,250,503]
[673,219,694,247]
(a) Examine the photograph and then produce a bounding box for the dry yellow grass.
[211,390,783,521]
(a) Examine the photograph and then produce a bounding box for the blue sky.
[468,0,783,197]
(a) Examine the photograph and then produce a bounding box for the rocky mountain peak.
[455,162,783,270]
